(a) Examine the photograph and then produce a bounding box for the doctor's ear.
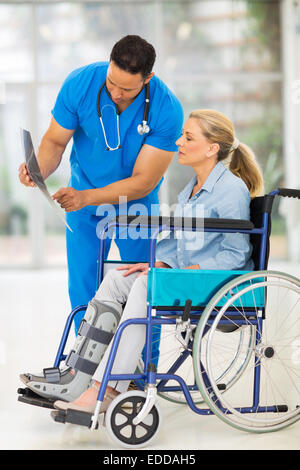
[144,72,155,84]
[207,143,220,157]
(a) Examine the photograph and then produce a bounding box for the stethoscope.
[96,80,150,151]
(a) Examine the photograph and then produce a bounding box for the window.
[0,0,285,267]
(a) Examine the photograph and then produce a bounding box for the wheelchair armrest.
[115,215,254,231]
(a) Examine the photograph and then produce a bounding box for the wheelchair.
[18,187,300,449]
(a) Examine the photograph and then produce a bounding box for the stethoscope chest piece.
[137,121,150,135]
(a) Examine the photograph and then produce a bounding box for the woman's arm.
[117,261,171,277]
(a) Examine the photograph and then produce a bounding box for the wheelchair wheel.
[105,391,161,449]
[193,270,300,432]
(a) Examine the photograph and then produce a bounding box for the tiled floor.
[1,259,300,450]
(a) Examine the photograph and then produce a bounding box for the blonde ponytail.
[229,142,264,198]
[189,109,264,198]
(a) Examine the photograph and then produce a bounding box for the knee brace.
[20,299,121,402]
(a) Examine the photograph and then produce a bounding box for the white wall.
[281,0,300,262]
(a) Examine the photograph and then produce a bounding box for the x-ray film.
[20,128,72,232]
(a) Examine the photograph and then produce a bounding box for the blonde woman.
[21,109,263,413]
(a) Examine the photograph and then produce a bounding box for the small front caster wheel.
[105,391,161,449]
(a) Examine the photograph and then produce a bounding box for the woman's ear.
[207,143,220,157]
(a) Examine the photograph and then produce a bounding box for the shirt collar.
[177,161,226,204]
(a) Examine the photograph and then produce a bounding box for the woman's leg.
[54,272,148,411]
[92,273,148,393]
[94,266,140,313]
[20,268,139,402]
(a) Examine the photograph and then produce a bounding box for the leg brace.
[19,299,121,402]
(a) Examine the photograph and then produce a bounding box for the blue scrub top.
[51,62,184,215]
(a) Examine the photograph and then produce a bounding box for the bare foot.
[72,384,99,408]
[72,382,119,409]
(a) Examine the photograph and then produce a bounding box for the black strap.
[78,319,113,345]
[43,367,61,384]
[65,350,98,376]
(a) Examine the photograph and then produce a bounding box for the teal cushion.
[147,268,264,308]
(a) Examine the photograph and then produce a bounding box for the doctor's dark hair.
[189,109,264,198]
[110,35,156,79]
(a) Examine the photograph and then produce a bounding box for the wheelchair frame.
[18,188,300,446]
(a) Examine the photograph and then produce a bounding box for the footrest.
[50,409,98,429]
[17,387,56,409]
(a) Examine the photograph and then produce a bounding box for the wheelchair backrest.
[250,196,272,270]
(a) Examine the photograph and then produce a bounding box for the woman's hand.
[117,263,149,277]
[117,261,171,277]
[52,187,87,212]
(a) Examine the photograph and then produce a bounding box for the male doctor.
[19,35,183,330]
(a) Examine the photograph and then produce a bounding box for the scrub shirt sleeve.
[145,96,184,152]
[197,183,253,270]
[51,69,84,130]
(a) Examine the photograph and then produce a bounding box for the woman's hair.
[110,35,156,79]
[189,109,264,198]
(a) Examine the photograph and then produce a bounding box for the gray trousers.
[92,268,148,393]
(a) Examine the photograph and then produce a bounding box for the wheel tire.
[105,391,161,449]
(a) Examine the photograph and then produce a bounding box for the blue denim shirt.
[156,162,254,271]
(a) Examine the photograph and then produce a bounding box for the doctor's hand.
[18,163,36,187]
[52,187,87,212]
